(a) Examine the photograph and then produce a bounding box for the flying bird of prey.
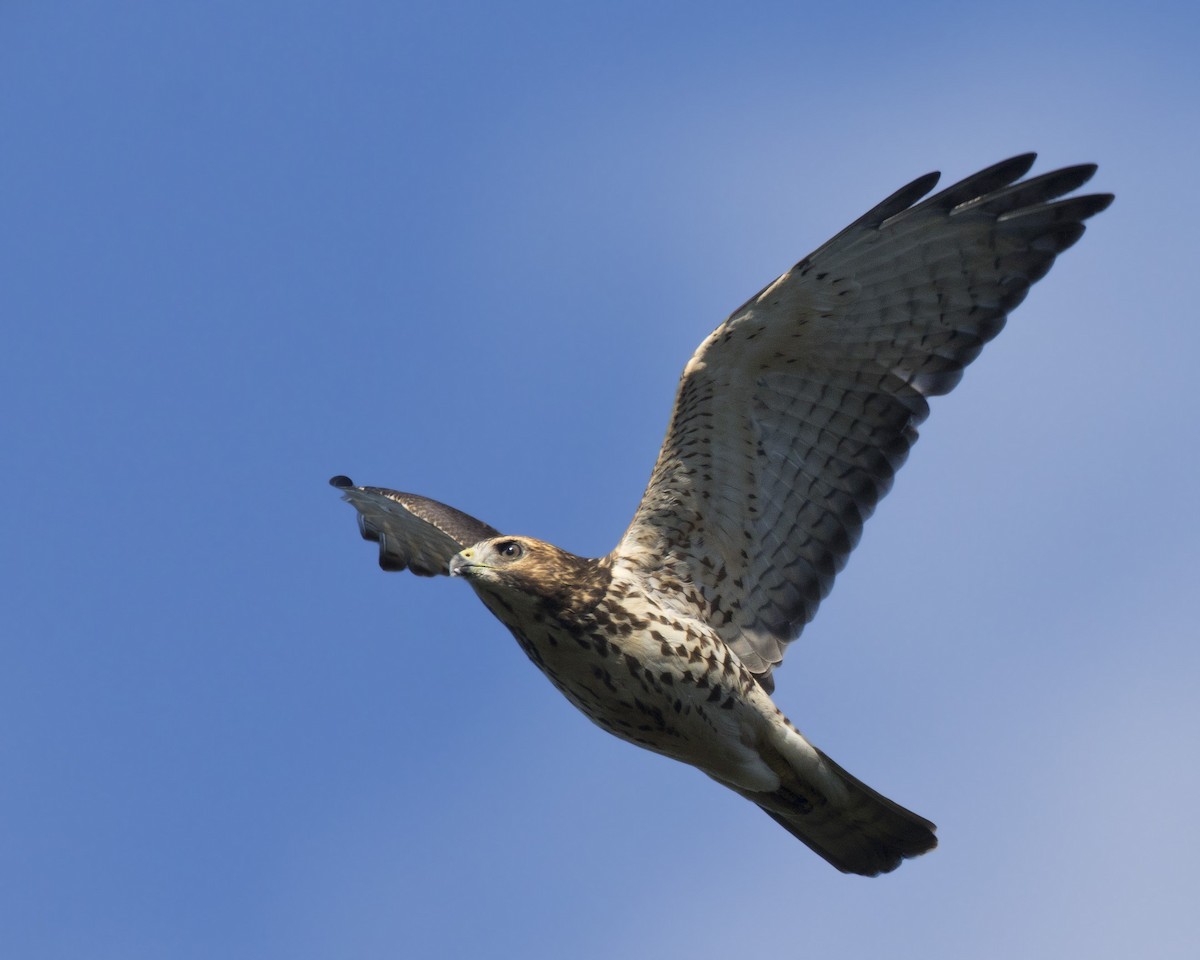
[331,154,1111,876]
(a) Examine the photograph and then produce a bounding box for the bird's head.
[449,536,609,614]
[450,537,532,578]
[448,536,560,589]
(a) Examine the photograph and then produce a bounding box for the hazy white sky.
[4,2,1198,958]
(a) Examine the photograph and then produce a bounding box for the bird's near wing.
[330,475,501,576]
[614,155,1112,691]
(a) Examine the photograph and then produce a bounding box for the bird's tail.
[731,744,937,876]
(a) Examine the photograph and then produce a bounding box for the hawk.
[331,154,1111,876]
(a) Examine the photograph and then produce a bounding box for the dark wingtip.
[998,152,1038,179]
[329,475,354,489]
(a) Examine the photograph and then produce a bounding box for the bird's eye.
[496,540,524,560]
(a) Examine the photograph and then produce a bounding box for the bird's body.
[453,540,935,874]
[331,154,1112,875]
[460,544,771,782]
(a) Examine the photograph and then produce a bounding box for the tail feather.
[733,747,937,876]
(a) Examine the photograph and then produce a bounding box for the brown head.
[449,536,610,616]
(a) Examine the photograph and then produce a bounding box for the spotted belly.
[478,587,774,778]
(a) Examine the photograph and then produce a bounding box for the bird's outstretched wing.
[330,475,500,576]
[615,154,1112,688]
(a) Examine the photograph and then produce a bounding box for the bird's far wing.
[614,155,1112,690]
[330,475,501,576]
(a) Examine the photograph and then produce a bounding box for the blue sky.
[4,2,1198,957]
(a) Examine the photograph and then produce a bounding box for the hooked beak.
[448,548,475,577]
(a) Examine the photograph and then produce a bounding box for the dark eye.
[496,540,524,560]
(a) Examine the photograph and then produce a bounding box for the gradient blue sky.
[4,2,1198,958]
